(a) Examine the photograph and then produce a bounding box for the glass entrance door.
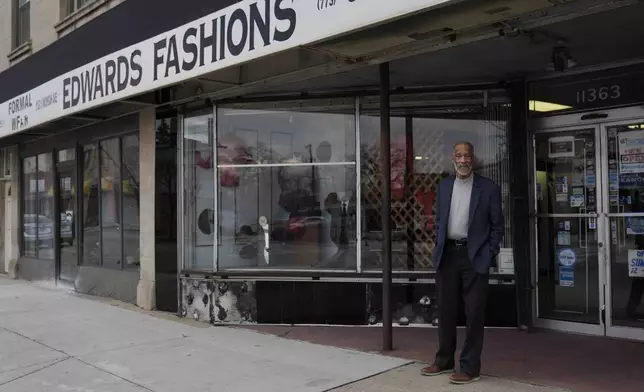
[56,149,78,286]
[534,128,605,332]
[603,121,644,340]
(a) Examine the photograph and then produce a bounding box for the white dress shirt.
[447,175,474,240]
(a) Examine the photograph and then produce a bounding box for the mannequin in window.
[325,192,354,247]
[323,191,356,267]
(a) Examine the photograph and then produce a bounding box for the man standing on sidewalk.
[421,141,504,385]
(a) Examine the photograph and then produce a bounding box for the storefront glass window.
[359,97,513,272]
[179,95,512,273]
[83,144,100,266]
[215,100,357,270]
[100,138,122,269]
[122,135,140,269]
[20,131,139,269]
[37,153,55,259]
[80,134,140,269]
[22,156,37,257]
[182,113,215,271]
[21,154,55,259]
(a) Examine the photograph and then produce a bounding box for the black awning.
[0,0,238,103]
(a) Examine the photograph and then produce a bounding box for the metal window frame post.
[380,62,393,351]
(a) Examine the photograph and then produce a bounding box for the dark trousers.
[434,243,489,376]
[626,278,644,317]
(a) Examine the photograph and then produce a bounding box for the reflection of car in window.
[60,213,74,245]
[23,214,74,246]
[23,214,53,246]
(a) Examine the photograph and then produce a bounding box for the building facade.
[1,0,643,342]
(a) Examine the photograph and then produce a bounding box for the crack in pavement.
[0,358,72,388]
[0,325,156,392]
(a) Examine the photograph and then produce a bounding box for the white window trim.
[7,40,32,64]
[55,0,109,36]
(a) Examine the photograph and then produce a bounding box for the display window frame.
[178,91,514,278]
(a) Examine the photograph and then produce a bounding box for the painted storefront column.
[137,108,156,310]
[6,146,20,278]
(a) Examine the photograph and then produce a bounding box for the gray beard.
[453,162,472,177]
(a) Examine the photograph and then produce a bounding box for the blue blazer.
[432,174,505,275]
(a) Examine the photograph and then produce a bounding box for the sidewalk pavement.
[241,324,644,392]
[1,277,567,392]
[334,364,567,392]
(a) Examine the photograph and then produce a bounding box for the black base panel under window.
[486,285,518,327]
[366,283,437,326]
[179,277,518,327]
[367,283,517,327]
[156,273,179,313]
[256,282,367,325]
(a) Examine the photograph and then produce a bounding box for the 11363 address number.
[576,85,621,104]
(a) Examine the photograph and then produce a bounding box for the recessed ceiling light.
[529,100,572,112]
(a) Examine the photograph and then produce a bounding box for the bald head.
[454,141,474,156]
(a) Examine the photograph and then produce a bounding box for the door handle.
[619,216,625,248]
[598,242,604,248]
[580,208,587,249]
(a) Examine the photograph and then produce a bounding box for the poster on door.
[626,216,644,235]
[548,136,575,158]
[557,248,576,288]
[559,267,575,287]
[627,250,644,277]
[618,130,644,174]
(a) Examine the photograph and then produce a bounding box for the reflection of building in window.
[360,101,511,271]
[21,154,55,260]
[213,102,357,270]
[183,114,215,271]
[75,134,141,269]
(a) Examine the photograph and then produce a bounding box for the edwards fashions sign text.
[0,0,450,138]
